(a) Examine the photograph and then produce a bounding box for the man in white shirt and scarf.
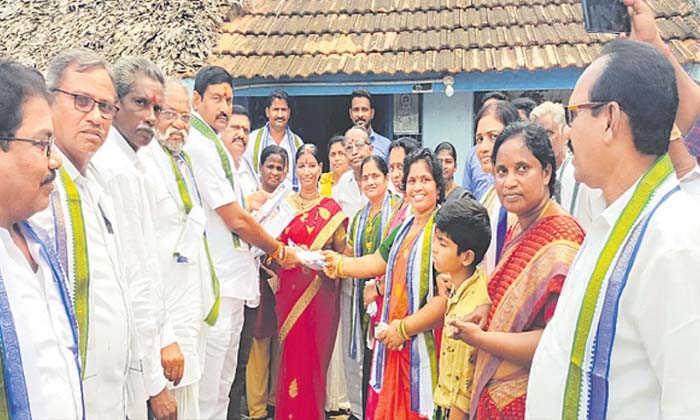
[31,48,135,420]
[140,78,217,419]
[91,56,180,420]
[0,58,84,420]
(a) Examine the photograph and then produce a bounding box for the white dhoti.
[340,282,364,418]
[325,284,352,413]
[173,382,200,420]
[199,297,245,419]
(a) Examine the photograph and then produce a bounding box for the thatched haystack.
[0,0,247,76]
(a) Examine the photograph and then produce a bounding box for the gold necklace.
[298,192,320,212]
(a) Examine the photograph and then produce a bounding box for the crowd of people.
[1,0,700,419]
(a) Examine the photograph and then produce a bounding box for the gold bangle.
[271,242,286,261]
[337,257,345,278]
[398,319,409,342]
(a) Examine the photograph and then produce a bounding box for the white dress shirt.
[333,170,367,219]
[527,175,700,419]
[186,112,259,301]
[92,128,173,399]
[235,155,261,308]
[31,156,132,419]
[558,153,604,229]
[0,225,83,419]
[140,142,212,390]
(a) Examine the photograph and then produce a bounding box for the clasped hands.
[321,250,343,278]
[446,303,490,346]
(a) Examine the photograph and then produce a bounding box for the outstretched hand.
[280,246,300,269]
[321,250,342,279]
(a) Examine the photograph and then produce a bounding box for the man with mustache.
[526,1,700,415]
[186,65,299,419]
[333,125,374,420]
[349,88,391,160]
[92,56,178,420]
[0,59,84,419]
[223,105,261,198]
[30,48,134,419]
[139,78,215,419]
[220,103,264,420]
[335,126,373,218]
[247,90,304,190]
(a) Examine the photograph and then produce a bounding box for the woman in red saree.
[449,123,585,420]
[274,145,348,420]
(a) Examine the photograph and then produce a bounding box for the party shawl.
[562,154,677,419]
[348,192,397,360]
[370,210,438,418]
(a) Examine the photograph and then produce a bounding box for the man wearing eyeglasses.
[526,20,700,420]
[91,56,179,420]
[0,59,86,419]
[29,48,134,419]
[185,65,300,420]
[139,78,214,420]
[331,125,373,419]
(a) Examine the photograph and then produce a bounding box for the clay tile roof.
[210,0,700,80]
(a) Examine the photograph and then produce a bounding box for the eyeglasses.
[344,141,368,152]
[160,110,191,125]
[0,136,55,157]
[53,88,119,120]
[565,102,610,126]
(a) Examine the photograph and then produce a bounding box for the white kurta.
[527,175,700,419]
[31,156,132,419]
[330,170,364,414]
[140,142,213,419]
[333,170,367,218]
[235,156,262,308]
[558,153,604,229]
[93,129,174,406]
[0,226,83,419]
[185,112,258,300]
[186,112,251,419]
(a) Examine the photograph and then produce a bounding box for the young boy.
[432,193,492,420]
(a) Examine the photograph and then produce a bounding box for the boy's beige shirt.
[434,267,491,412]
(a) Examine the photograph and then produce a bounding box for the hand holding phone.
[581,0,631,33]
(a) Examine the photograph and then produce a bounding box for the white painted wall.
[422,91,475,184]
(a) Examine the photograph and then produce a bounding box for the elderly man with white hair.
[139,78,218,419]
[530,101,603,227]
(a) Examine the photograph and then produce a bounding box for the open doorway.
[237,94,392,168]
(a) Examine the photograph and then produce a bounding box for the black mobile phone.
[581,0,631,34]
